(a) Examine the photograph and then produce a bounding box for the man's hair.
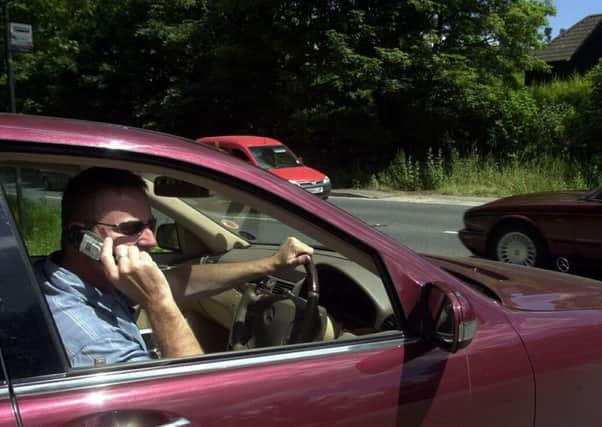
[61,167,147,227]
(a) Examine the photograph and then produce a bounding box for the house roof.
[535,14,602,63]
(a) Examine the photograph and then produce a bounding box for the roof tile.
[535,14,602,62]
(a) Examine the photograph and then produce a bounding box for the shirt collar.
[43,252,111,302]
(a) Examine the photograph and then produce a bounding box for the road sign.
[9,23,33,52]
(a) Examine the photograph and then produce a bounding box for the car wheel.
[493,226,547,267]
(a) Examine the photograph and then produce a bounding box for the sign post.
[3,2,15,112]
[3,2,33,227]
[9,22,33,52]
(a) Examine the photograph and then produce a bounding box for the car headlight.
[288,180,301,186]
[323,176,330,185]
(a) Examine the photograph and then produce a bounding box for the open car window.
[0,167,179,257]
[1,159,401,375]
[0,167,65,256]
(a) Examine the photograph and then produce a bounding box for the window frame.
[0,142,407,383]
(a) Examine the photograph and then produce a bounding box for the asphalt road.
[329,192,602,281]
[8,183,479,258]
[328,196,474,257]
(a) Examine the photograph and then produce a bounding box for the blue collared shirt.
[37,254,152,368]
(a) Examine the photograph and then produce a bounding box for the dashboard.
[213,245,397,338]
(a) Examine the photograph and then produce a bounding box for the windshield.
[249,145,300,169]
[181,193,322,248]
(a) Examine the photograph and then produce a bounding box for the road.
[329,196,472,257]
[8,183,474,257]
[329,195,602,280]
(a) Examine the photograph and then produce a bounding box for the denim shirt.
[37,254,151,368]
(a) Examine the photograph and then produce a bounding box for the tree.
[292,1,555,154]
[0,0,557,182]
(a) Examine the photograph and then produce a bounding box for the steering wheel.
[229,260,321,350]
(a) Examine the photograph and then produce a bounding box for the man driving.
[37,167,313,368]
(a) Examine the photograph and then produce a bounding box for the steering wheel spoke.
[229,260,321,350]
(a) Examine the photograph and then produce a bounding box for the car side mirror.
[156,223,180,251]
[424,281,477,353]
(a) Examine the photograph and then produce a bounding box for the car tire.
[491,225,547,268]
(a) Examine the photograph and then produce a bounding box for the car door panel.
[573,202,602,261]
[1,223,533,427]
[0,392,16,426]
[14,336,503,427]
[14,342,404,426]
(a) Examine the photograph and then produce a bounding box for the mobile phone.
[77,230,104,261]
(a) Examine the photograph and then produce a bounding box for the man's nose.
[137,226,157,249]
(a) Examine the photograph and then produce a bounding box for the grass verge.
[368,149,592,197]
[6,194,61,256]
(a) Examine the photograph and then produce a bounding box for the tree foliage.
[8,0,597,185]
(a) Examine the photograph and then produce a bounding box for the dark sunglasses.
[92,217,157,236]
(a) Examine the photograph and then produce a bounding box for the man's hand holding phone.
[100,238,175,308]
[98,238,202,357]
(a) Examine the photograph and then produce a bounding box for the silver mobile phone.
[78,230,104,261]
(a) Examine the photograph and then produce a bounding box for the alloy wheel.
[496,231,537,266]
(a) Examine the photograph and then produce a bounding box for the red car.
[196,135,331,198]
[0,114,601,426]
[459,189,602,272]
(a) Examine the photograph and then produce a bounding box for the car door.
[0,185,419,426]
[0,164,532,427]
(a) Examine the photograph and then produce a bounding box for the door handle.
[157,417,192,427]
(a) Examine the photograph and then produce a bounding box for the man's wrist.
[145,296,180,318]
[266,254,281,274]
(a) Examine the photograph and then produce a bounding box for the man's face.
[87,188,157,251]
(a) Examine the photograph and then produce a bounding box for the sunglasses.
[92,217,157,236]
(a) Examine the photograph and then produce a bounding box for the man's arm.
[166,237,313,300]
[101,239,203,357]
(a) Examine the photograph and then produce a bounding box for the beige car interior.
[1,153,396,357]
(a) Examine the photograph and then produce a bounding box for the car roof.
[196,135,284,147]
[0,113,196,152]
[0,114,296,196]
[0,114,252,170]
[0,113,329,224]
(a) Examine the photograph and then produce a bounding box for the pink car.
[0,114,601,426]
[196,135,331,198]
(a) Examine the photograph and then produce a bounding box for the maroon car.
[459,189,602,272]
[0,114,601,426]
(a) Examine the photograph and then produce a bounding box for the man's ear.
[63,224,88,249]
